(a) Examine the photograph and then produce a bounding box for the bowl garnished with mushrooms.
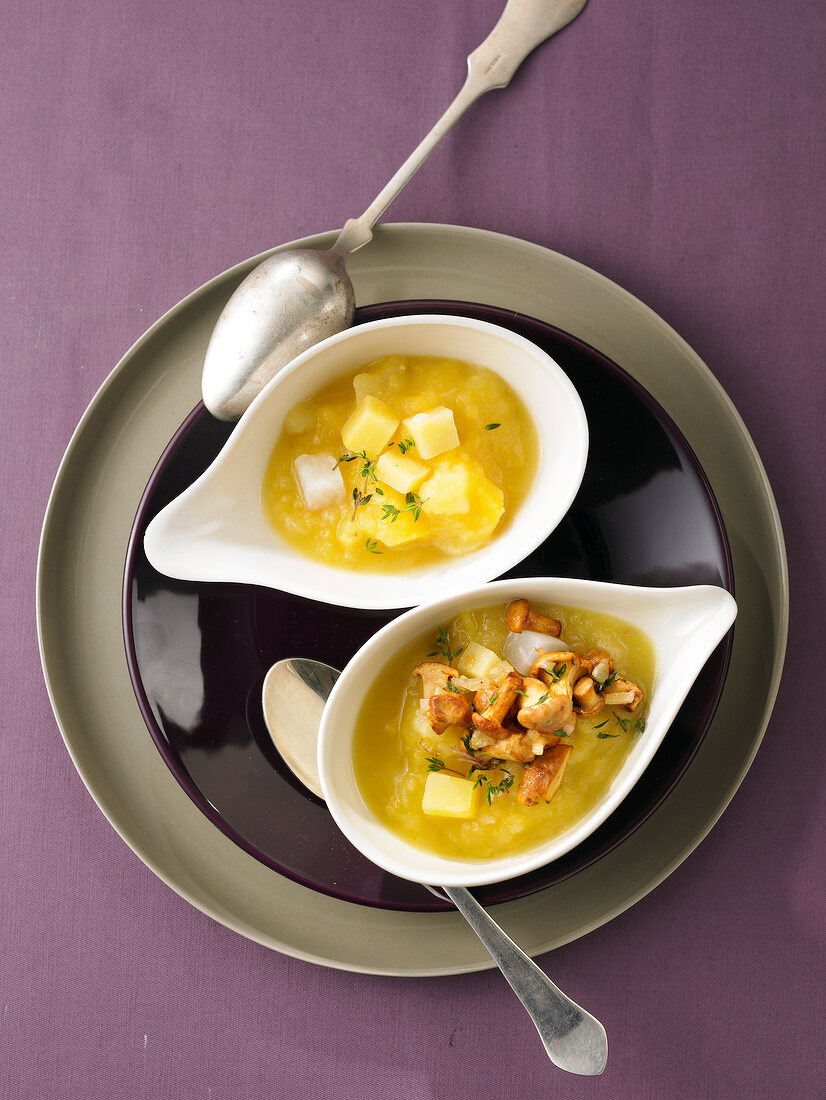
[318,577,737,887]
[354,597,652,860]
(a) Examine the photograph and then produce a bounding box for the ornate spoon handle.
[442,885,608,1076]
[334,0,588,255]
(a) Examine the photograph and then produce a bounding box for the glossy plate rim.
[36,223,788,976]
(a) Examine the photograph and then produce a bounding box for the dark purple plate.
[123,301,733,912]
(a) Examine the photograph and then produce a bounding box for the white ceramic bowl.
[143,315,588,609]
[317,576,737,887]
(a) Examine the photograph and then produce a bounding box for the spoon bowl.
[202,248,354,422]
[262,658,338,800]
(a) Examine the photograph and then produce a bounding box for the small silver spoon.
[262,656,608,1077]
[202,0,589,420]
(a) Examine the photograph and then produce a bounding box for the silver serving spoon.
[202,0,589,420]
[262,656,608,1077]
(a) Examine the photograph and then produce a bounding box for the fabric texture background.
[4,0,823,1097]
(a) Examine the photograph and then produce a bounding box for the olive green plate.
[37,224,787,975]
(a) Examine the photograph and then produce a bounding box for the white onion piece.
[502,630,570,675]
[450,674,486,692]
[590,657,611,685]
[293,452,345,510]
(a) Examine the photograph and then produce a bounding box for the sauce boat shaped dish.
[143,315,589,609]
[317,576,737,886]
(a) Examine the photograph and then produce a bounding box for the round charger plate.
[124,300,733,912]
[37,224,787,974]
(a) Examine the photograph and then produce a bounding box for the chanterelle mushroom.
[505,599,561,638]
[428,694,473,732]
[517,743,572,805]
[572,676,605,718]
[412,661,455,697]
[528,652,590,732]
[584,648,614,687]
[518,676,571,732]
[411,661,472,734]
[602,676,644,712]
[471,726,538,764]
[472,669,524,735]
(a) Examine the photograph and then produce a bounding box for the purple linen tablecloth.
[4,0,824,1096]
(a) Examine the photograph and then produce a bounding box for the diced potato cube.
[293,453,345,510]
[456,641,502,678]
[375,451,429,495]
[283,402,315,434]
[428,457,505,553]
[403,406,460,460]
[419,460,470,515]
[341,396,399,457]
[422,771,479,819]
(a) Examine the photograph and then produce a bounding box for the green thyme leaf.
[613,714,647,734]
[475,770,514,804]
[428,626,463,665]
[380,492,425,524]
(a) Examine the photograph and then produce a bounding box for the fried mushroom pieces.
[518,744,572,806]
[413,603,645,808]
[411,662,472,735]
[505,599,561,638]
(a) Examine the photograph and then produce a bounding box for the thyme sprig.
[595,717,619,739]
[594,669,619,691]
[473,769,514,804]
[381,492,425,523]
[457,749,502,771]
[614,713,646,735]
[337,448,426,530]
[337,449,380,518]
[427,626,464,665]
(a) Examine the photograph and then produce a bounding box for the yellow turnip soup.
[262,355,538,571]
[353,600,654,861]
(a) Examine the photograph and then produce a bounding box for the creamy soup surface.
[353,602,655,861]
[261,354,538,572]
